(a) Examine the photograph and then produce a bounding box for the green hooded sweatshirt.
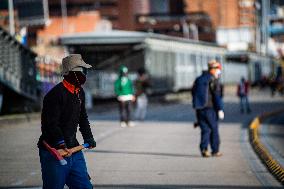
[114,66,134,96]
[114,76,134,96]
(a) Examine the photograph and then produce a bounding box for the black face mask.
[64,71,86,86]
[82,67,88,76]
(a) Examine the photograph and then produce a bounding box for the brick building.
[184,0,257,50]
[37,11,101,44]
[47,0,216,42]
[34,11,101,60]
[184,0,256,28]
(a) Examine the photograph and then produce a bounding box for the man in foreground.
[38,54,96,188]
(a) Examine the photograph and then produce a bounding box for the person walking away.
[237,77,251,114]
[37,54,96,189]
[115,65,135,127]
[192,60,224,158]
[135,68,151,121]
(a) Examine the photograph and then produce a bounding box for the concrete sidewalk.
[84,87,284,188]
[82,121,281,188]
[0,87,283,188]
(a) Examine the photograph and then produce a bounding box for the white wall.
[217,27,254,50]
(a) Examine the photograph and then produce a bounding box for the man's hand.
[84,138,96,149]
[193,122,199,128]
[218,110,225,120]
[63,148,73,157]
[57,143,73,157]
[132,95,136,102]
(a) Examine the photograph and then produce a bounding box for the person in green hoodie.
[114,65,135,127]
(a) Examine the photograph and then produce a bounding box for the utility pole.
[43,0,49,25]
[8,0,15,36]
[61,0,68,33]
[255,1,261,53]
[266,0,270,55]
[261,0,270,55]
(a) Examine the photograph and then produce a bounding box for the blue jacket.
[192,71,223,111]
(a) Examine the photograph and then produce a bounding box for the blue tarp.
[269,26,284,35]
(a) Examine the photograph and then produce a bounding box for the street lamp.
[8,0,15,35]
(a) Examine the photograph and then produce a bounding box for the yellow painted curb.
[249,109,284,185]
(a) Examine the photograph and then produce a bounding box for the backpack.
[192,74,211,110]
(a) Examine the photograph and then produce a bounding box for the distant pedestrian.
[192,60,224,158]
[38,54,96,189]
[237,77,251,114]
[270,66,284,96]
[135,68,151,121]
[114,65,135,127]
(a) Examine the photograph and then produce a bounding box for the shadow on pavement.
[3,185,282,189]
[87,149,201,158]
[91,101,284,125]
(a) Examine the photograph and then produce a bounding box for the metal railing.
[0,27,38,101]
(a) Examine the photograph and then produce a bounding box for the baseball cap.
[208,60,222,70]
[61,54,92,76]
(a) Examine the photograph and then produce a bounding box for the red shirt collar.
[62,79,80,94]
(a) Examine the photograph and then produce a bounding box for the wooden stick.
[58,144,87,157]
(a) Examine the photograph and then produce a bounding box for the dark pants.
[39,148,92,189]
[197,108,220,153]
[239,95,251,113]
[119,100,132,123]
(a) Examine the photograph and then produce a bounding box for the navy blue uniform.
[192,71,223,153]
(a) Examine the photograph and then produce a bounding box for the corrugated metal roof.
[60,30,222,48]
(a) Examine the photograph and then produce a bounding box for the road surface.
[0,88,283,188]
